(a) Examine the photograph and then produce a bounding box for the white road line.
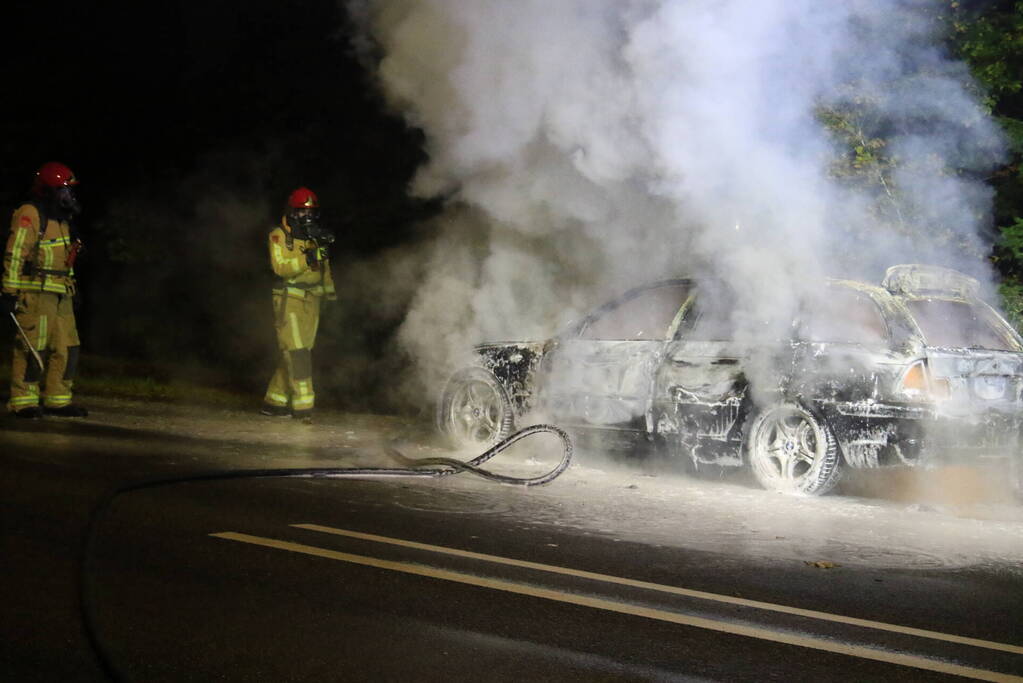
[212,531,1022,682]
[293,523,1023,657]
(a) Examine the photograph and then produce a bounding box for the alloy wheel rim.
[449,380,503,444]
[754,406,824,486]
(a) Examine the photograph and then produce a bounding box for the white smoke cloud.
[347,0,1006,391]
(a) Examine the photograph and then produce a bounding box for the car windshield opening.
[904,299,1019,351]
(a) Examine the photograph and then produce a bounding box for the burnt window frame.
[673,282,895,346]
[794,285,892,348]
[901,296,1023,352]
[672,282,741,342]
[574,280,694,342]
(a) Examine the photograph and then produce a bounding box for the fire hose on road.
[79,423,573,681]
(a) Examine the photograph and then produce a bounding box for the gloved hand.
[306,246,329,267]
[1,293,17,315]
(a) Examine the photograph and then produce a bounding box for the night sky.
[2,0,434,408]
[3,0,425,234]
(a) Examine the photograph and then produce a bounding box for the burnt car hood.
[475,341,549,364]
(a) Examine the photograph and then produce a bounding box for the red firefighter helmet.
[287,187,319,209]
[35,162,79,189]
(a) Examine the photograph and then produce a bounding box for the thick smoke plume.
[348,0,1005,392]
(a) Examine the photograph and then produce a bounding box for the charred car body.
[438,265,1023,496]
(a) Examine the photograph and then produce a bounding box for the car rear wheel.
[746,402,841,495]
[437,368,514,450]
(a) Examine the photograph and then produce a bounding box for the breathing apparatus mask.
[287,207,334,244]
[54,185,82,219]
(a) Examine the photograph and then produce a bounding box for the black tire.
[745,402,841,495]
[437,368,515,450]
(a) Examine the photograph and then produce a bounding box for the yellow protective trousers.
[8,291,80,411]
[264,290,321,413]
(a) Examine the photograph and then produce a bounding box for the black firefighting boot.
[13,406,43,419]
[292,409,314,424]
[44,405,89,417]
[260,403,291,417]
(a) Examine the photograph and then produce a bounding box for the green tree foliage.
[818,93,906,237]
[818,1,1023,316]
[948,1,1023,313]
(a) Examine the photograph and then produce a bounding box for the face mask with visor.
[288,208,333,244]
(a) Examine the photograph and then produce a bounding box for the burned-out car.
[438,265,1023,496]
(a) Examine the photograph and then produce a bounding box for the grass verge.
[0,352,255,410]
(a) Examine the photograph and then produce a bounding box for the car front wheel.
[746,402,841,495]
[437,368,515,450]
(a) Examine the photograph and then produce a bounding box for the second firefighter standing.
[262,187,335,421]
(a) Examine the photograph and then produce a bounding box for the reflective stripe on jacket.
[3,204,74,295]
[268,218,335,300]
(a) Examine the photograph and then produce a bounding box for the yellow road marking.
[294,523,1023,657]
[212,531,1021,682]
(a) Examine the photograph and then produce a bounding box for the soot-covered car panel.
[438,265,1023,495]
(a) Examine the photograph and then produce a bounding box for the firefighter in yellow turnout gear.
[2,162,88,418]
[262,187,335,421]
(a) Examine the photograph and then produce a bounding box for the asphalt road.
[2,397,1022,681]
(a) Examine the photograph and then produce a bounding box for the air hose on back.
[80,423,573,681]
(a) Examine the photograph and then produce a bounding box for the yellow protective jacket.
[3,203,76,296]
[268,217,336,300]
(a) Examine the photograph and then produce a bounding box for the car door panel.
[543,339,664,429]
[538,282,693,433]
[654,340,746,441]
